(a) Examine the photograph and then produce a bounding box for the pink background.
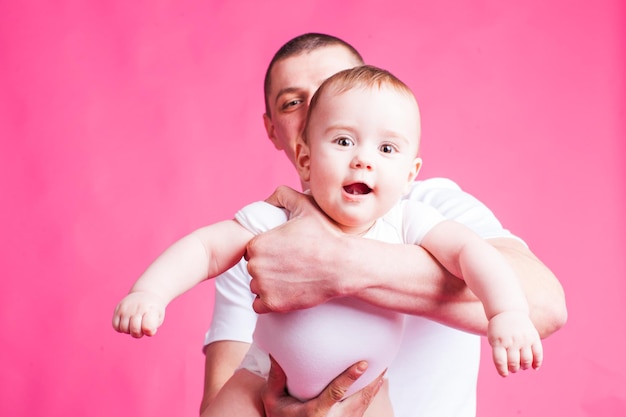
[1,1,625,416]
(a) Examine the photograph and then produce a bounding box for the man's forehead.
[269,46,359,93]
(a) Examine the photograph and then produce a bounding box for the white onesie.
[235,198,446,401]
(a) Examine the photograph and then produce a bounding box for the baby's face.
[299,86,422,235]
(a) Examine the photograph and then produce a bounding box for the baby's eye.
[380,144,396,154]
[336,137,354,147]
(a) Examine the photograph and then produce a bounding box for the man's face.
[263,45,362,166]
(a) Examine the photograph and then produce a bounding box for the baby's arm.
[421,220,543,376]
[112,220,254,338]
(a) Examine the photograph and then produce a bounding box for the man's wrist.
[329,234,376,298]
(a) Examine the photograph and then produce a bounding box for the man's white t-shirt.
[204,178,518,417]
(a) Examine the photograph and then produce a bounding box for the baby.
[113,65,542,417]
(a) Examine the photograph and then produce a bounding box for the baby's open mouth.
[343,183,372,195]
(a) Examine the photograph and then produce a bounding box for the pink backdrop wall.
[1,1,624,415]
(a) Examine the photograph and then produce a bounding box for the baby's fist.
[112,291,166,338]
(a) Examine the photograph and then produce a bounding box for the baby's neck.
[335,220,376,236]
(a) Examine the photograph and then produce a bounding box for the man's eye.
[282,99,302,110]
[336,137,354,147]
[380,144,395,154]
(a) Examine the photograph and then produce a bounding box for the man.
[201,33,567,417]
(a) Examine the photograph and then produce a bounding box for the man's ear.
[295,136,311,182]
[263,113,282,150]
[405,157,422,193]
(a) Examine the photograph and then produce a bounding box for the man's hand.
[247,186,345,314]
[262,356,384,417]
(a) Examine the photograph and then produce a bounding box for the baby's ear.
[405,157,422,193]
[295,136,311,182]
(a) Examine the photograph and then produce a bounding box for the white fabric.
[235,200,446,401]
[205,178,519,417]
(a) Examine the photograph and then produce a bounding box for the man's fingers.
[355,369,385,404]
[248,278,266,314]
[261,355,289,414]
[264,185,300,210]
[265,355,287,396]
[249,277,271,314]
[260,359,378,417]
[338,371,385,417]
[264,185,317,217]
[252,297,271,314]
[318,361,368,408]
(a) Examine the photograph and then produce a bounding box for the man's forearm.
[333,234,490,335]
[334,235,566,338]
[247,185,567,338]
[489,238,567,338]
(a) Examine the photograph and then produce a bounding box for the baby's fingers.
[494,346,531,376]
[112,292,166,338]
[520,346,534,370]
[112,310,122,332]
[492,346,509,377]
[532,340,543,370]
[112,309,129,334]
[141,310,164,337]
[127,310,162,338]
[112,302,134,334]
[506,348,521,375]
[129,313,147,338]
[520,339,543,371]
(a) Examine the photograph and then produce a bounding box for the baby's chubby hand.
[112,291,166,338]
[488,311,543,377]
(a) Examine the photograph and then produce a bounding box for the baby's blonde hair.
[303,65,418,143]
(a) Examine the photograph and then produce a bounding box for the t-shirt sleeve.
[204,259,257,347]
[203,201,289,349]
[406,178,524,244]
[235,201,289,235]
[399,200,448,245]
